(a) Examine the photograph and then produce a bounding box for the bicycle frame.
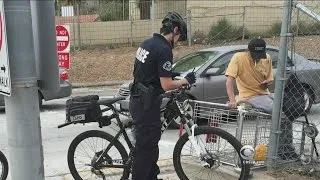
[92,98,208,170]
[91,105,134,169]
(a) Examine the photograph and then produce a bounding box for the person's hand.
[184,72,196,85]
[227,101,237,109]
[260,80,271,89]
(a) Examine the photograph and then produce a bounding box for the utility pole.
[267,0,293,169]
[4,0,45,179]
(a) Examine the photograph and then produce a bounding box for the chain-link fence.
[55,0,187,48]
[55,0,320,176]
[54,0,287,48]
[270,0,320,175]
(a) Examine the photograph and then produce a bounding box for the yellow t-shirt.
[225,51,273,99]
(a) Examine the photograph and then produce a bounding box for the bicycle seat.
[98,97,126,106]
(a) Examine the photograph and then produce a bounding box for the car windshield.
[172,51,218,73]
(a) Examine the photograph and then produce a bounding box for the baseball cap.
[248,38,267,60]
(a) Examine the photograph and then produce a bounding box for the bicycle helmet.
[161,11,187,41]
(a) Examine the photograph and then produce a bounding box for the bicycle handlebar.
[160,84,193,99]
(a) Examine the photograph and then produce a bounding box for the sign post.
[56,25,71,69]
[0,1,10,96]
[4,0,45,179]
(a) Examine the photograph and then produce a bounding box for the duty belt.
[130,83,159,111]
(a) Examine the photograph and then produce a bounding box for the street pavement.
[0,86,320,180]
[0,87,182,180]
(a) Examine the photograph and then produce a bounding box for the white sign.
[0,1,11,96]
[61,6,74,17]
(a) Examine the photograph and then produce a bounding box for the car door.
[202,51,239,103]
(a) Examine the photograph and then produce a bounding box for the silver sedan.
[116,45,320,128]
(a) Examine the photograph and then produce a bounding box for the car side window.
[210,52,237,75]
[266,49,294,68]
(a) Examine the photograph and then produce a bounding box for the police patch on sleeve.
[163,61,172,71]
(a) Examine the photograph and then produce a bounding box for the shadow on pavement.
[0,107,5,114]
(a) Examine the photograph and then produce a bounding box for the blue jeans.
[247,94,297,159]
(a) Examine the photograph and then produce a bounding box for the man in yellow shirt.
[225,38,298,160]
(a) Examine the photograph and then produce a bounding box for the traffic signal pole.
[4,0,45,179]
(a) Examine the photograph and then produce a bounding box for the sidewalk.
[62,158,309,180]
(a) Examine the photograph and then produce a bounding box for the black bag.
[66,95,102,123]
[282,74,306,121]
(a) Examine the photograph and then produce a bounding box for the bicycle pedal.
[201,162,210,168]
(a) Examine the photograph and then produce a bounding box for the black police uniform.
[129,33,173,180]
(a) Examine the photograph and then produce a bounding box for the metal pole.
[123,0,125,20]
[77,1,81,49]
[151,0,155,35]
[242,6,246,41]
[31,0,60,92]
[267,0,293,169]
[4,0,45,179]
[187,9,192,46]
[296,9,299,37]
[294,2,320,23]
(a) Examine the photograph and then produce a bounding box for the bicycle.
[58,85,252,180]
[0,150,8,180]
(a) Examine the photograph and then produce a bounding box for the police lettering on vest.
[136,47,150,63]
[132,34,173,92]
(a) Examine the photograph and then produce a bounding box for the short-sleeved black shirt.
[132,33,173,93]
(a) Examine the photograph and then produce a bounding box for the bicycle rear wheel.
[67,130,129,180]
[0,151,8,180]
[173,126,251,180]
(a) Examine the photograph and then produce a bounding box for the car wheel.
[302,89,313,113]
[169,99,194,129]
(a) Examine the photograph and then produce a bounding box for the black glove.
[171,72,181,79]
[184,72,196,85]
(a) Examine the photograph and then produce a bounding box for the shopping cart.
[187,100,318,169]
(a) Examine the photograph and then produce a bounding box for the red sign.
[0,13,2,50]
[56,25,70,52]
[58,52,70,69]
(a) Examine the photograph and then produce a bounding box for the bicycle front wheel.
[173,126,251,180]
[0,151,8,180]
[67,130,129,180]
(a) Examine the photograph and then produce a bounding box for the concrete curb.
[71,80,131,88]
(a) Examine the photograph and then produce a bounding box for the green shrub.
[291,22,320,35]
[247,22,282,39]
[99,1,129,21]
[265,22,282,37]
[208,18,244,43]
[192,30,208,44]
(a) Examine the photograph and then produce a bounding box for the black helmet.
[162,11,187,41]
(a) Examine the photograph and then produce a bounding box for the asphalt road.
[0,87,320,180]
[0,87,181,180]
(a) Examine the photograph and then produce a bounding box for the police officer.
[129,11,196,180]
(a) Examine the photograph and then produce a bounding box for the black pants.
[129,96,162,180]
